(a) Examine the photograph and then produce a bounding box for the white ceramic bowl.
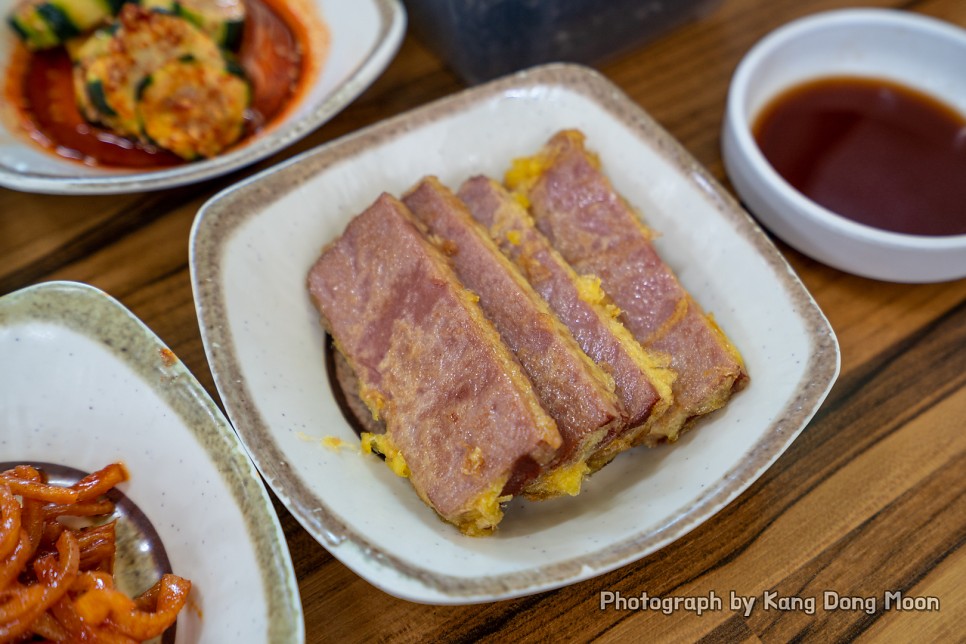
[722,9,966,283]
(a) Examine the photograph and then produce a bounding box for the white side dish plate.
[0,0,405,194]
[191,63,840,604]
[0,281,303,642]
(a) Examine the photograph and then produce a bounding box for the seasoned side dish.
[8,0,122,50]
[71,5,248,159]
[8,0,249,160]
[0,462,191,641]
[4,0,308,166]
[141,0,246,48]
[308,131,749,536]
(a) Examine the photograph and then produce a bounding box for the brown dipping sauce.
[753,76,966,236]
[7,0,306,168]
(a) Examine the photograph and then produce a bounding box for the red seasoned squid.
[0,463,190,642]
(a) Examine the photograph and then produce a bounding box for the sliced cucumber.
[75,6,223,138]
[71,4,246,158]
[137,55,249,159]
[140,0,244,49]
[221,50,245,79]
[36,3,79,40]
[82,55,140,135]
[65,22,114,62]
[7,0,122,50]
[218,17,243,50]
[7,12,59,50]
[85,78,117,117]
[69,26,116,123]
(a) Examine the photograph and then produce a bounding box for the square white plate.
[190,63,840,604]
[0,281,303,641]
[0,0,404,194]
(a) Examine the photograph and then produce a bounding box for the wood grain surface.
[2,0,964,641]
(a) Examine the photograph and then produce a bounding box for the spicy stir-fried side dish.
[0,463,191,641]
[7,0,250,161]
[307,130,749,536]
[4,0,308,166]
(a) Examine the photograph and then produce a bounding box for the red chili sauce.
[8,0,306,168]
[753,76,966,237]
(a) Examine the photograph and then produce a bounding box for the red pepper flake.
[159,348,177,366]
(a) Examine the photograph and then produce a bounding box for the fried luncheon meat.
[307,131,748,535]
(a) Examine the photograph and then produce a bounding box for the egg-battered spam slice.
[75,5,224,138]
[512,130,749,443]
[138,56,249,159]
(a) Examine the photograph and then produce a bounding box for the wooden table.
[2,0,964,641]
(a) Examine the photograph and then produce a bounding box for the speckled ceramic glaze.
[190,63,840,604]
[0,281,303,642]
[0,0,405,194]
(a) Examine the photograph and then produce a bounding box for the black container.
[404,0,723,84]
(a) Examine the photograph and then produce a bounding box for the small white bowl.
[722,9,966,283]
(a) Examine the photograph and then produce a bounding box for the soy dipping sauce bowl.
[722,9,966,283]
